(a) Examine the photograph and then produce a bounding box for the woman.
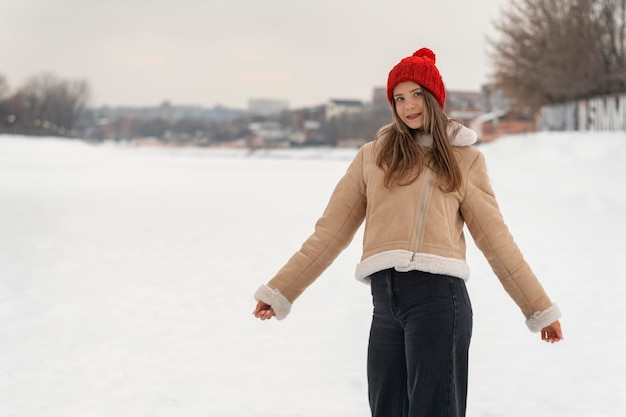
[252,48,563,417]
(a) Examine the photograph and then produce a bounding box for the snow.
[0,132,624,416]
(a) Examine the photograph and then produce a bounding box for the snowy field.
[0,131,625,417]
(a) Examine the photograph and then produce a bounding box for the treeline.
[490,0,626,112]
[0,72,89,136]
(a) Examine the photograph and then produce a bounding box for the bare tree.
[0,74,13,127]
[0,74,8,101]
[14,72,90,134]
[596,0,626,92]
[489,0,626,112]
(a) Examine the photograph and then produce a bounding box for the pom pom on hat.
[387,47,446,109]
[414,47,436,61]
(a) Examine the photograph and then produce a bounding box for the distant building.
[289,105,326,129]
[481,84,509,113]
[372,87,388,108]
[247,121,289,147]
[445,90,483,127]
[470,109,535,143]
[326,99,364,120]
[288,105,326,145]
[470,85,535,142]
[248,99,289,117]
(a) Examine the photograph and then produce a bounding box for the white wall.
[539,94,626,131]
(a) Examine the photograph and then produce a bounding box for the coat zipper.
[411,171,433,260]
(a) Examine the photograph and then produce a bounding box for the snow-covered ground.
[0,132,624,417]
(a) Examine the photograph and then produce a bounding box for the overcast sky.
[1,0,510,109]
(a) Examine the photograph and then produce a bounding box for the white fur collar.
[417,121,477,147]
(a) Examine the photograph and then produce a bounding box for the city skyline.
[1,0,509,109]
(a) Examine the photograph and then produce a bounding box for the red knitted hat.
[386,48,446,109]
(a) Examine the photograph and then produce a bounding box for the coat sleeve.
[460,151,561,332]
[254,147,367,319]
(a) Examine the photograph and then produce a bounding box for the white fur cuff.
[254,285,292,320]
[525,303,561,333]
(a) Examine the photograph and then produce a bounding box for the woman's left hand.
[540,320,563,343]
[252,301,276,321]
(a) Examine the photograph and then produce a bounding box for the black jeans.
[367,268,473,417]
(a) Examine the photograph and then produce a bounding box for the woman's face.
[392,81,425,130]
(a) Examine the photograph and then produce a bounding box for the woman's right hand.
[252,301,276,320]
[540,320,563,343]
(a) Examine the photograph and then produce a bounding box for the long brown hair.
[375,88,462,192]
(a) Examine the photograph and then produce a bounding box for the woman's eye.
[395,97,404,102]
[414,91,423,97]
